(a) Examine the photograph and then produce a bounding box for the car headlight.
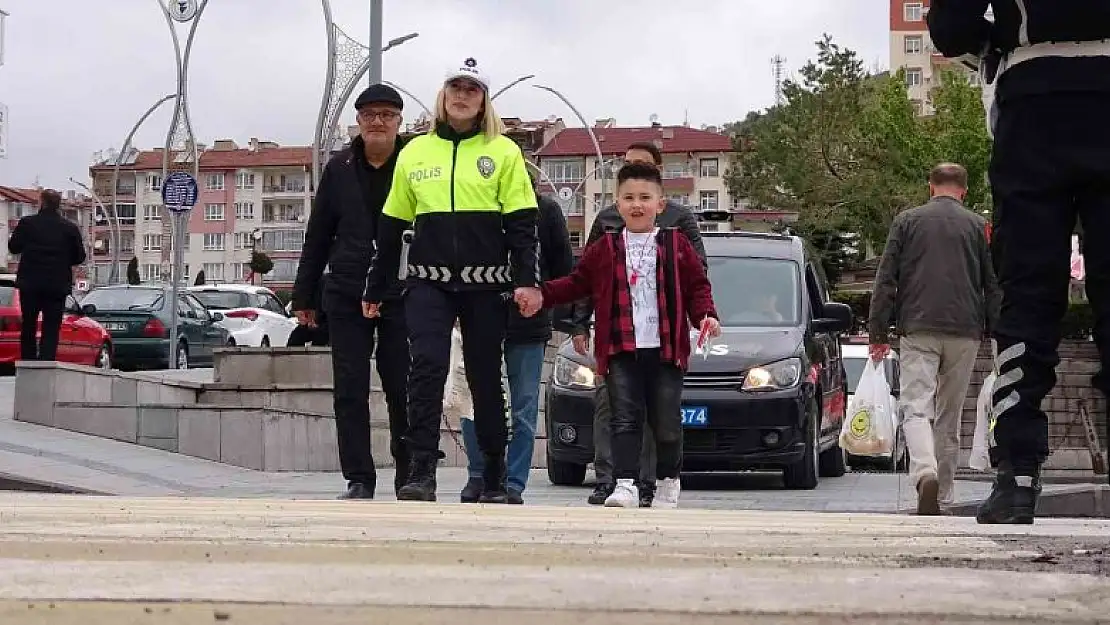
[552,355,597,390]
[742,358,802,391]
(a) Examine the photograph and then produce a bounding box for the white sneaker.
[603,479,639,508]
[654,477,681,509]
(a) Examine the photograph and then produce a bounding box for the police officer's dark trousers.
[404,282,508,482]
[989,93,1110,472]
[325,293,410,493]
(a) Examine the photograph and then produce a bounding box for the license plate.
[103,322,128,331]
[681,406,709,428]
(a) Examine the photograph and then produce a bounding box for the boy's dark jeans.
[607,349,683,482]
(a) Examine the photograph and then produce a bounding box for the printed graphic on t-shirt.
[625,229,660,348]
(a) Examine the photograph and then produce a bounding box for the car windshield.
[81,288,165,311]
[844,356,895,393]
[192,291,252,310]
[708,256,800,327]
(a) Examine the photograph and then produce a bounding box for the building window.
[265,259,300,282]
[142,234,161,252]
[147,174,162,191]
[205,173,225,191]
[203,233,225,251]
[261,229,305,252]
[202,263,225,281]
[699,158,719,178]
[230,263,250,281]
[663,161,692,179]
[204,204,226,221]
[668,193,689,206]
[116,204,136,225]
[542,159,585,184]
[910,99,924,115]
[120,232,135,253]
[235,202,254,219]
[143,204,161,222]
[904,35,923,55]
[904,2,923,22]
[142,264,160,281]
[905,68,923,87]
[592,193,613,210]
[262,202,303,223]
[699,221,723,233]
[236,172,256,190]
[233,232,255,250]
[568,231,583,248]
[699,191,719,212]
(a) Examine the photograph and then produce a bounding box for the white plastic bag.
[840,359,895,457]
[969,372,996,472]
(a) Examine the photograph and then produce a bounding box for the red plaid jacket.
[540,228,717,376]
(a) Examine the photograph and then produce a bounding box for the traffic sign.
[161,171,198,213]
[170,0,198,22]
[557,187,573,201]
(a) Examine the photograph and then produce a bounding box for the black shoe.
[506,488,524,505]
[478,452,508,504]
[397,454,438,502]
[638,482,655,508]
[393,455,410,497]
[460,476,484,503]
[977,462,1041,525]
[337,482,374,500]
[587,483,613,505]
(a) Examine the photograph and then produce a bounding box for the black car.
[545,231,853,490]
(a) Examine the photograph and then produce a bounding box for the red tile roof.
[535,125,733,158]
[89,145,313,173]
[0,186,92,208]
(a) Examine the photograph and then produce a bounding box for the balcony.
[262,181,307,196]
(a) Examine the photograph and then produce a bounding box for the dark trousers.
[325,294,410,485]
[18,289,64,362]
[606,349,683,481]
[287,322,329,347]
[989,93,1110,470]
[405,282,508,459]
[592,379,656,487]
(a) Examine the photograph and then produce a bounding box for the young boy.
[516,162,720,508]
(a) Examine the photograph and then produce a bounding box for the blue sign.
[161,171,199,213]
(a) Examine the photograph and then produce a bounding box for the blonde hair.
[430,86,504,142]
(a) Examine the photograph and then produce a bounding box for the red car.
[0,275,113,372]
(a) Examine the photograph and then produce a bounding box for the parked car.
[840,339,908,472]
[544,232,853,490]
[79,284,230,370]
[187,284,296,347]
[0,274,113,371]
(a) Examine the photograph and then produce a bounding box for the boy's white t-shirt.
[624,228,660,349]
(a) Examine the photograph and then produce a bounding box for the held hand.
[571,332,590,357]
[294,310,317,328]
[362,302,380,319]
[513,287,543,318]
[869,343,891,363]
[700,316,721,340]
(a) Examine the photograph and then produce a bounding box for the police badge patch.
[477,156,496,179]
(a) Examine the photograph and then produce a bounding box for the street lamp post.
[368,0,383,85]
[491,74,535,102]
[250,228,262,285]
[68,178,117,286]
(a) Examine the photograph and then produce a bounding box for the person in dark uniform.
[928,1,1110,524]
[7,189,86,361]
[364,57,539,504]
[571,142,707,507]
[292,84,411,500]
[286,273,329,347]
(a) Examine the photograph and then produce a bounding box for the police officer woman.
[364,58,539,504]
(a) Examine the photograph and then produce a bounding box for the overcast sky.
[0,0,888,191]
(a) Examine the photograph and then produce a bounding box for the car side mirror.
[211,312,224,322]
[812,301,852,334]
[80,303,97,315]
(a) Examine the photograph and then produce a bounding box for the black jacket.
[292,136,407,311]
[569,200,706,335]
[507,194,575,345]
[8,209,86,297]
[928,1,1110,102]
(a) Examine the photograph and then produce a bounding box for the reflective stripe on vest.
[407,264,512,284]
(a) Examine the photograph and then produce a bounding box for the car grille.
[683,372,744,390]
[684,429,745,453]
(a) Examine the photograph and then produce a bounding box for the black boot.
[977,461,1041,525]
[393,454,410,498]
[397,454,438,502]
[337,482,374,500]
[460,476,484,503]
[587,482,614,505]
[478,453,508,504]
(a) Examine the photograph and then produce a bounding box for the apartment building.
[889,0,981,114]
[532,121,739,250]
[0,185,92,278]
[88,138,312,290]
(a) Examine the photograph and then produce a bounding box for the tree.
[194,270,206,286]
[126,257,141,285]
[250,250,274,277]
[924,69,993,214]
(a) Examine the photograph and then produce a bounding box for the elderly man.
[869,163,1000,516]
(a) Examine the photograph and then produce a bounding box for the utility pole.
[772,55,786,107]
[368,0,383,85]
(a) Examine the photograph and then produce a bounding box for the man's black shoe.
[393,455,410,497]
[977,462,1041,525]
[638,482,655,508]
[460,476,484,503]
[397,455,438,502]
[587,483,613,505]
[506,488,524,505]
[337,482,374,500]
[478,452,508,504]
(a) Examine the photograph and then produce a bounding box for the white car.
[841,342,908,472]
[187,284,296,347]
